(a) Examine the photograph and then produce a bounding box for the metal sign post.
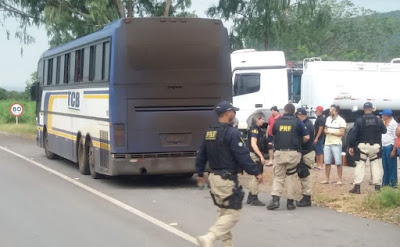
[10,103,24,124]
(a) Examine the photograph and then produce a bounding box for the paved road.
[1,133,399,247]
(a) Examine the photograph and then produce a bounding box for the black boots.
[287,199,296,210]
[247,193,266,206]
[375,185,381,191]
[266,195,280,210]
[349,184,361,194]
[296,195,311,207]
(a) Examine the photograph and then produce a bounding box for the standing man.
[313,106,326,170]
[266,103,309,211]
[196,101,263,247]
[348,102,386,193]
[380,109,398,188]
[321,105,346,185]
[296,108,315,207]
[246,111,267,206]
[266,106,282,166]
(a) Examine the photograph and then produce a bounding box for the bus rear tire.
[44,130,58,160]
[88,140,101,179]
[78,137,90,175]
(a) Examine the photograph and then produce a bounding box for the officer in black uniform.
[348,102,386,194]
[267,103,309,211]
[196,101,263,247]
[246,111,267,206]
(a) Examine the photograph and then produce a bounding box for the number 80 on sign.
[10,103,24,117]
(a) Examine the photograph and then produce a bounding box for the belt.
[211,170,238,181]
[277,149,297,151]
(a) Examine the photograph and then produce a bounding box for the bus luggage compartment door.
[127,99,215,153]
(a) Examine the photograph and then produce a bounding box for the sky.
[1,0,399,91]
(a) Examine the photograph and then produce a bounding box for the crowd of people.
[194,100,399,247]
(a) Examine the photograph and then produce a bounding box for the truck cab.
[231,49,289,131]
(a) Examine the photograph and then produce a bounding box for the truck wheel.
[78,137,90,175]
[88,140,101,179]
[44,130,58,160]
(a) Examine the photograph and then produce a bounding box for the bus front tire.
[78,137,90,175]
[88,140,101,179]
[44,130,58,160]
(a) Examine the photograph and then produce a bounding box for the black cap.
[215,101,239,113]
[270,105,279,112]
[296,107,307,116]
[363,102,373,109]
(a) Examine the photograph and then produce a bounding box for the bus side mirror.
[30,81,39,101]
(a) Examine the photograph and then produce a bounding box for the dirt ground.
[238,161,400,226]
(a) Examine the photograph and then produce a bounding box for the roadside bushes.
[364,186,400,210]
[0,100,36,124]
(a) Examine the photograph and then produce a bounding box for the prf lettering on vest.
[205,130,217,140]
[279,125,292,132]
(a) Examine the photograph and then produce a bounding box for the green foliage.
[364,187,400,210]
[0,100,36,124]
[208,0,400,62]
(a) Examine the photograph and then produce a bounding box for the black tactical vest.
[273,115,300,150]
[359,114,381,144]
[204,123,237,173]
[247,125,263,152]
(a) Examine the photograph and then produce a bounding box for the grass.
[0,100,36,124]
[364,186,400,210]
[0,123,36,139]
[0,100,36,138]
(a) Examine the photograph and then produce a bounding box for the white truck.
[301,57,400,122]
[231,49,289,131]
[301,58,400,165]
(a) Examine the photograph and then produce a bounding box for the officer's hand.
[197,176,207,189]
[256,174,263,184]
[349,148,354,156]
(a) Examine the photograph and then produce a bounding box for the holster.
[354,146,361,161]
[297,161,310,178]
[210,182,244,210]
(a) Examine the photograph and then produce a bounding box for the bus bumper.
[108,156,197,175]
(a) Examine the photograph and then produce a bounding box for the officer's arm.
[229,130,261,176]
[381,119,387,134]
[195,140,208,177]
[298,120,310,142]
[349,119,360,148]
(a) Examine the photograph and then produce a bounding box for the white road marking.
[0,146,198,245]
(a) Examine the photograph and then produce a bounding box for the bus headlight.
[114,124,125,147]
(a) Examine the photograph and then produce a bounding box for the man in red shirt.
[266,106,282,166]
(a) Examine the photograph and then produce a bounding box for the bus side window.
[47,58,53,86]
[64,53,70,84]
[83,47,90,82]
[56,56,61,85]
[74,49,84,82]
[102,41,110,81]
[89,45,96,82]
[95,43,102,81]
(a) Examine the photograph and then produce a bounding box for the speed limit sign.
[10,103,24,117]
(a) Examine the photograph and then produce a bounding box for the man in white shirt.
[321,105,346,185]
[380,109,398,187]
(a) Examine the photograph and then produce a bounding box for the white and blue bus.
[36,18,232,178]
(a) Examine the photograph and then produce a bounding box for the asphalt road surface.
[1,133,399,247]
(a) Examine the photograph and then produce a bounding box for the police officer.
[296,108,315,207]
[267,103,309,210]
[348,102,386,194]
[196,101,263,247]
[246,111,267,206]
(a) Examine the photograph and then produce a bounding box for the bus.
[36,18,232,178]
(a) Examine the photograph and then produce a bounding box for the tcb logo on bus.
[68,91,80,108]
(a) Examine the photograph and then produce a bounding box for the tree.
[40,0,194,46]
[208,0,400,62]
[0,0,43,45]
